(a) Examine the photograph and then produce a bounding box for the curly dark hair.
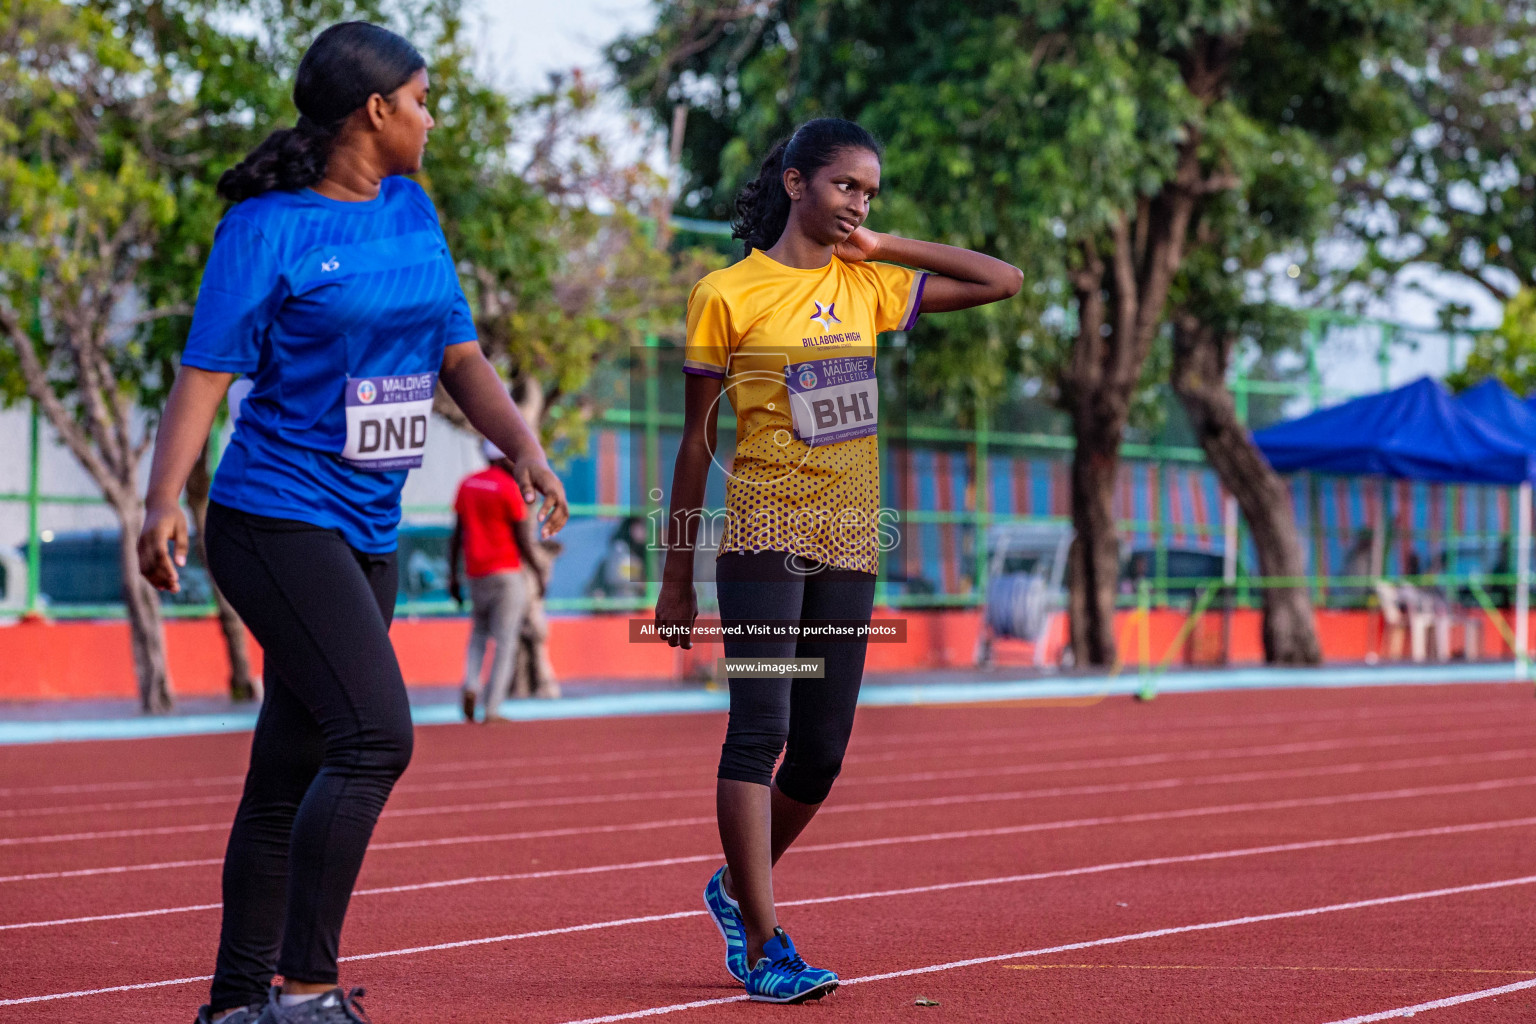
[217,22,425,202]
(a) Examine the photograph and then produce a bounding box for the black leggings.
[204,502,413,1012]
[715,551,877,805]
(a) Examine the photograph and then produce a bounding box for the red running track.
[3,683,1536,1022]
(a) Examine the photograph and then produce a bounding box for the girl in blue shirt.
[138,22,568,1024]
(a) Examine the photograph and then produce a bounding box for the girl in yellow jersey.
[656,118,1021,1003]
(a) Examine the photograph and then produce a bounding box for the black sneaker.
[461,688,476,722]
[195,1000,264,1024]
[253,987,372,1023]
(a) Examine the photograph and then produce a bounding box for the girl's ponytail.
[217,117,338,202]
[731,140,792,257]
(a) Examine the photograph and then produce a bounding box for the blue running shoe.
[745,927,838,1004]
[703,865,749,983]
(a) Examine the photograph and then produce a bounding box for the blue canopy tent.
[1254,376,1536,484]
[1253,376,1535,669]
[1458,378,1536,444]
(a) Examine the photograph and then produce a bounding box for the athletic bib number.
[341,373,436,471]
[786,356,878,446]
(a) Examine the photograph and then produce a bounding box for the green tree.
[1170,275,1320,664]
[84,0,396,703]
[1447,289,1536,394]
[0,0,188,711]
[611,0,1460,665]
[427,63,715,446]
[1349,1,1536,396]
[1349,1,1536,311]
[423,15,719,688]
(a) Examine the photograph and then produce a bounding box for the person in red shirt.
[449,440,543,722]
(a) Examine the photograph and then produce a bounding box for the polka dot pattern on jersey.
[720,430,882,574]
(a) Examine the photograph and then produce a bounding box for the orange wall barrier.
[1,606,1530,701]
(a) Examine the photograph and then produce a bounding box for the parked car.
[26,530,213,608]
[0,549,15,611]
[1120,547,1226,601]
[397,524,452,603]
[22,524,459,610]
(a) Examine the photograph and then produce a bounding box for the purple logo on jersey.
[809,301,840,332]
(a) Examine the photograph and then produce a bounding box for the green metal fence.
[0,310,1480,619]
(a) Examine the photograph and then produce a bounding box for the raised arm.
[138,367,236,592]
[439,341,569,537]
[836,228,1022,312]
[654,372,722,650]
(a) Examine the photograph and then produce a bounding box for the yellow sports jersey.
[684,249,927,574]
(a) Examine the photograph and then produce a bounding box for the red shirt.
[454,467,527,577]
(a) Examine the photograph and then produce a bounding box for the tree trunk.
[510,376,558,699]
[115,501,174,713]
[186,442,260,702]
[518,556,562,698]
[1067,411,1127,664]
[1054,39,1239,667]
[1171,311,1320,664]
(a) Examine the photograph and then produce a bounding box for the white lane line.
[0,745,706,801]
[317,715,1536,798]
[0,735,1148,819]
[9,832,1536,1007]
[372,764,1536,857]
[1320,978,1536,1021]
[0,789,705,848]
[381,787,706,821]
[7,784,1535,934]
[0,793,238,820]
[0,735,1219,821]
[844,725,1529,788]
[5,724,1522,846]
[2,696,1521,804]
[0,857,223,885]
[4,748,1529,882]
[0,974,218,1008]
[0,729,1352,819]
[553,874,1536,1024]
[0,902,222,931]
[825,749,1536,816]
[0,732,1074,820]
[0,776,244,799]
[0,822,232,846]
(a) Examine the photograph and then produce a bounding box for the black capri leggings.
[204,502,413,1013]
[715,550,877,805]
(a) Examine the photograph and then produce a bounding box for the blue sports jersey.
[183,176,477,552]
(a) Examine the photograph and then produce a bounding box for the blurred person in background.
[1342,528,1374,605]
[449,439,548,720]
[589,515,650,599]
[1118,550,1151,596]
